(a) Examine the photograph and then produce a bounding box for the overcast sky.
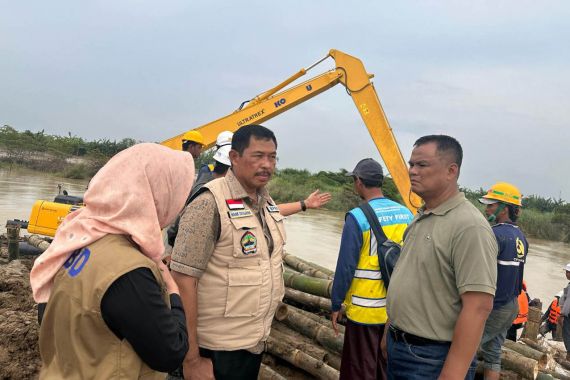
[1,1,569,199]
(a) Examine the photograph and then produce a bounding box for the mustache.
[255,171,272,176]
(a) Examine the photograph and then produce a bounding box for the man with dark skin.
[383,135,497,380]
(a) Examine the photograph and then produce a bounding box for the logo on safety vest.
[516,237,525,258]
[241,231,258,255]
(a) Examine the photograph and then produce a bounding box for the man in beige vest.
[171,124,285,380]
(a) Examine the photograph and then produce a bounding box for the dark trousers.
[563,318,570,352]
[506,323,523,341]
[200,347,262,380]
[340,319,387,380]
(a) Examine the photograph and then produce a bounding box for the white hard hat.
[216,131,233,147]
[566,263,570,272]
[557,291,564,298]
[213,145,231,166]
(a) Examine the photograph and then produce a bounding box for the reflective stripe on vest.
[354,269,382,280]
[498,260,520,266]
[351,295,387,308]
[549,299,561,324]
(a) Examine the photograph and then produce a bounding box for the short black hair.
[213,161,229,175]
[356,176,383,188]
[232,125,277,155]
[414,134,463,169]
[182,140,201,152]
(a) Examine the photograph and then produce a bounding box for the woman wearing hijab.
[30,143,194,379]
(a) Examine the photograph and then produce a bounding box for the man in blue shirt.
[478,182,529,380]
[331,158,413,380]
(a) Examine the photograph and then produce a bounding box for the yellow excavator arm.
[162,49,421,212]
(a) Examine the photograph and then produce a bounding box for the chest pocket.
[229,217,262,259]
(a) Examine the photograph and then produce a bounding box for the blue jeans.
[386,330,476,380]
[479,298,519,372]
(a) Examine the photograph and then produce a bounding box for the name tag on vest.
[228,209,253,219]
[266,205,280,213]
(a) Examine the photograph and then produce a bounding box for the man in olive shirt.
[384,135,497,380]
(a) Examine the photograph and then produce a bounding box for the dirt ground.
[0,246,41,380]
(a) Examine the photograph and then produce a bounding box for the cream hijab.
[30,143,194,303]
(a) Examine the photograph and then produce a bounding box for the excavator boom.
[162,49,421,212]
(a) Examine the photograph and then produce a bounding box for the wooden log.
[283,270,333,299]
[277,302,345,335]
[271,327,330,364]
[6,224,21,261]
[536,373,555,380]
[276,304,344,354]
[504,339,548,369]
[284,288,333,312]
[26,235,51,252]
[258,363,287,380]
[282,253,333,280]
[521,338,551,354]
[258,364,287,380]
[523,305,543,342]
[554,356,570,372]
[555,317,565,342]
[272,321,342,371]
[499,369,523,379]
[539,368,570,380]
[295,305,346,335]
[501,348,539,380]
[266,336,339,380]
[283,253,334,279]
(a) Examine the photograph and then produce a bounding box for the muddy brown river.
[2,167,570,309]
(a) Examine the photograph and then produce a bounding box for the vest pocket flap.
[229,217,257,230]
[269,212,285,222]
[228,267,262,287]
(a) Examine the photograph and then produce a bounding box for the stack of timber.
[21,238,570,379]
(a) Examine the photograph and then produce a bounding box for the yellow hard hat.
[479,182,522,206]
[182,130,204,145]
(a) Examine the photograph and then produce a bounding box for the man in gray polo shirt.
[384,135,497,379]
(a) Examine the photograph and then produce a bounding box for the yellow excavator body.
[27,200,81,237]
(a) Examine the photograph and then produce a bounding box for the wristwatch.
[300,199,307,212]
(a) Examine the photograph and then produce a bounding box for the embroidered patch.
[241,231,258,255]
[228,209,253,219]
[226,199,245,210]
[266,205,280,213]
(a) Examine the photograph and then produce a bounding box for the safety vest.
[39,235,167,380]
[513,288,529,324]
[343,199,410,325]
[549,298,561,324]
[196,175,285,350]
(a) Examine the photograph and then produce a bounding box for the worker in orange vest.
[540,292,562,338]
[506,281,530,341]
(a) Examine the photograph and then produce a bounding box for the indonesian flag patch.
[226,199,245,210]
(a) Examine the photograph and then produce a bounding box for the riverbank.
[1,140,569,243]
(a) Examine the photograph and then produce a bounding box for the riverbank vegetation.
[1,125,568,242]
[0,125,137,179]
